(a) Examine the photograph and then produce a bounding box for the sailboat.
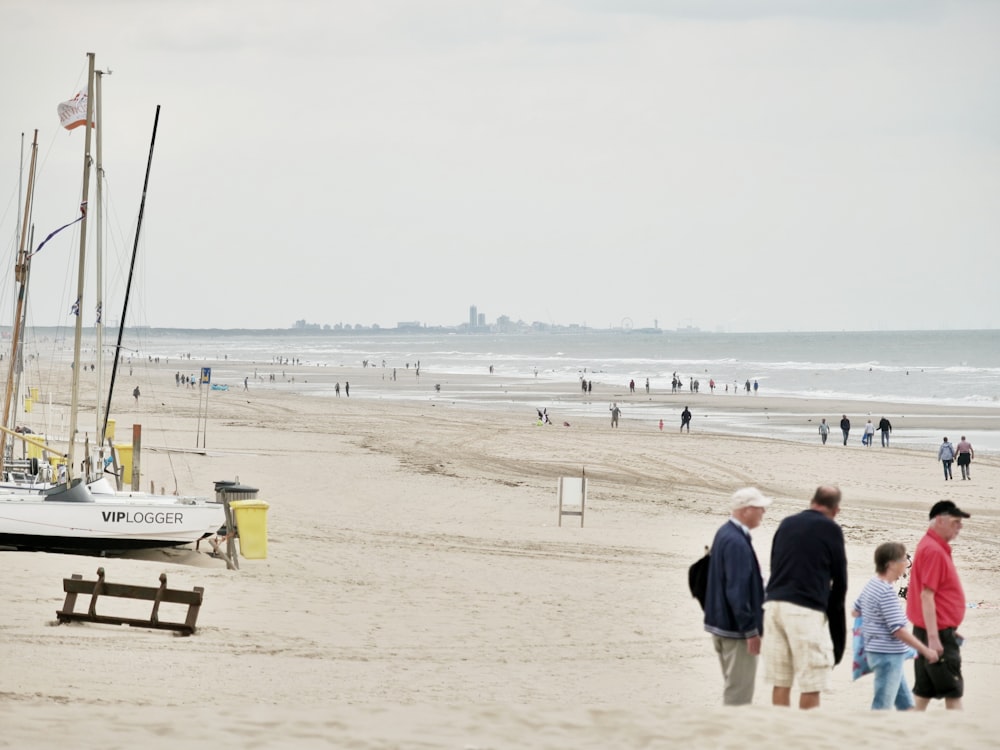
[0,53,225,552]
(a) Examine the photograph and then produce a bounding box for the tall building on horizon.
[469,305,477,328]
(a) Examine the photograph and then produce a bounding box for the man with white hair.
[703,487,771,705]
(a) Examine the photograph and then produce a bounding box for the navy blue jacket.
[704,519,765,639]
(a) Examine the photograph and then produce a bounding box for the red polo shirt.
[906,528,966,629]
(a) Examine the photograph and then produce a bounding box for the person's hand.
[928,633,944,656]
[921,646,940,663]
[746,635,761,656]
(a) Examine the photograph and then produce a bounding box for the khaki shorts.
[762,600,833,693]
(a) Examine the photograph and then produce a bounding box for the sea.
[107,327,999,454]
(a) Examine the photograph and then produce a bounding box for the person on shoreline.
[938,437,954,480]
[907,501,970,711]
[863,419,875,448]
[878,417,892,447]
[680,406,692,433]
[345,381,350,397]
[818,419,830,445]
[840,415,851,446]
[852,542,938,710]
[610,402,621,428]
[704,487,771,706]
[132,386,140,404]
[335,382,340,397]
[762,485,848,710]
[955,436,974,480]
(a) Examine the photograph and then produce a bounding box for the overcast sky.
[1,1,997,331]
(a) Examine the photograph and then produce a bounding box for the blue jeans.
[867,651,914,710]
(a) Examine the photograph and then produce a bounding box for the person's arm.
[893,626,939,662]
[725,541,761,641]
[827,529,849,665]
[920,588,943,654]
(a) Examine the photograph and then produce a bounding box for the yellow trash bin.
[114,443,134,484]
[23,397,32,413]
[229,499,270,559]
[30,386,39,401]
[26,435,46,460]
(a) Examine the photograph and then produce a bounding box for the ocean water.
[120,328,999,403]
[37,327,1000,452]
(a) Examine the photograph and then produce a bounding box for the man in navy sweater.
[762,485,848,709]
[704,487,771,705]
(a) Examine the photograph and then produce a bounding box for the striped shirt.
[853,576,909,654]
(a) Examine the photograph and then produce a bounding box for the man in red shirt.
[906,500,969,710]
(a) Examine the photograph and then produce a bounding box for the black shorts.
[913,626,964,699]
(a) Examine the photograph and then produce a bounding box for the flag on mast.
[57,86,91,130]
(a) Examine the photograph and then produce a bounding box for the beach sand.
[1,359,998,748]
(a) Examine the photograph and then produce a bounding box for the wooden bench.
[56,567,205,636]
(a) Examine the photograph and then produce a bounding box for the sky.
[0,0,997,332]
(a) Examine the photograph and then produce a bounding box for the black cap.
[930,500,971,519]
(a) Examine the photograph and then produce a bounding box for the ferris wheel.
[621,317,633,331]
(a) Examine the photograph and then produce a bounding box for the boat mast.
[95,68,106,456]
[103,105,160,442]
[0,130,39,475]
[67,52,96,482]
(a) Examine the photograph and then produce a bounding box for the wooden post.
[131,423,141,491]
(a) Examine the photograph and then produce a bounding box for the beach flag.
[57,87,91,130]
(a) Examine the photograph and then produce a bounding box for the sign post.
[198,367,211,448]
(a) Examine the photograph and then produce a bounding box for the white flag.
[57,86,90,130]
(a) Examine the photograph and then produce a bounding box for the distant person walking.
[955,436,974,480]
[818,419,830,445]
[335,382,340,397]
[244,376,249,392]
[345,381,350,397]
[840,415,851,446]
[610,402,621,428]
[629,379,635,393]
[938,437,955,480]
[753,379,759,395]
[863,420,876,448]
[877,417,892,447]
[680,406,692,433]
[132,386,140,404]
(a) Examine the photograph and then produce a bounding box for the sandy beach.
[2,358,999,748]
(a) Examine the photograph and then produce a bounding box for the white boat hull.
[0,488,225,552]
